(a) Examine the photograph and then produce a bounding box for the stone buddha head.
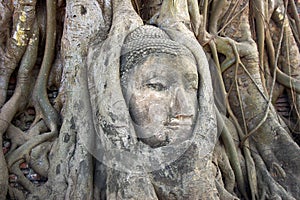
[120,25,199,148]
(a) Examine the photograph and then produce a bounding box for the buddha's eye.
[187,81,198,91]
[146,83,166,91]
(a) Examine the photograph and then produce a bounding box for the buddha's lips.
[163,117,193,127]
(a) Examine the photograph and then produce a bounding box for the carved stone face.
[122,54,199,148]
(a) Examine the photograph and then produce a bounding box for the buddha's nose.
[170,87,194,118]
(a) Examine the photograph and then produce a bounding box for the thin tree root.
[216,36,268,100]
[280,14,300,133]
[9,158,49,197]
[209,41,221,71]
[265,16,300,94]
[241,3,287,145]
[202,0,209,35]
[6,119,51,197]
[6,131,57,168]
[10,160,36,193]
[32,0,59,133]
[28,121,48,138]
[243,142,258,200]
[217,1,248,35]
[8,185,26,200]
[233,42,249,140]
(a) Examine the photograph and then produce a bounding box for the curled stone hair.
[120,25,196,78]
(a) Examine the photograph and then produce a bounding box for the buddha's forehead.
[135,54,198,76]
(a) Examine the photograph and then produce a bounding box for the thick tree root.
[214,141,235,194]
[0,0,37,106]
[0,1,13,46]
[0,136,8,199]
[217,110,248,199]
[6,124,30,153]
[0,21,39,136]
[215,180,239,200]
[0,19,39,199]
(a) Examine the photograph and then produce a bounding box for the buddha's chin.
[136,125,193,148]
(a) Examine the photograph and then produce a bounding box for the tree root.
[0,21,39,136]
[8,158,49,198]
[29,141,51,177]
[252,150,296,200]
[226,101,259,200]
[187,0,201,36]
[154,0,192,34]
[214,141,235,194]
[216,110,248,199]
[217,0,248,36]
[241,6,286,145]
[281,16,300,135]
[0,1,13,47]
[211,5,278,198]
[209,0,230,35]
[201,0,209,36]
[215,180,239,200]
[0,19,39,199]
[265,11,300,94]
[10,160,36,193]
[0,136,8,199]
[6,131,57,169]
[288,0,300,42]
[8,185,26,200]
[6,124,30,153]
[209,26,259,198]
[32,0,59,134]
[2,18,59,190]
[0,0,37,106]
[252,0,267,88]
[4,129,56,196]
